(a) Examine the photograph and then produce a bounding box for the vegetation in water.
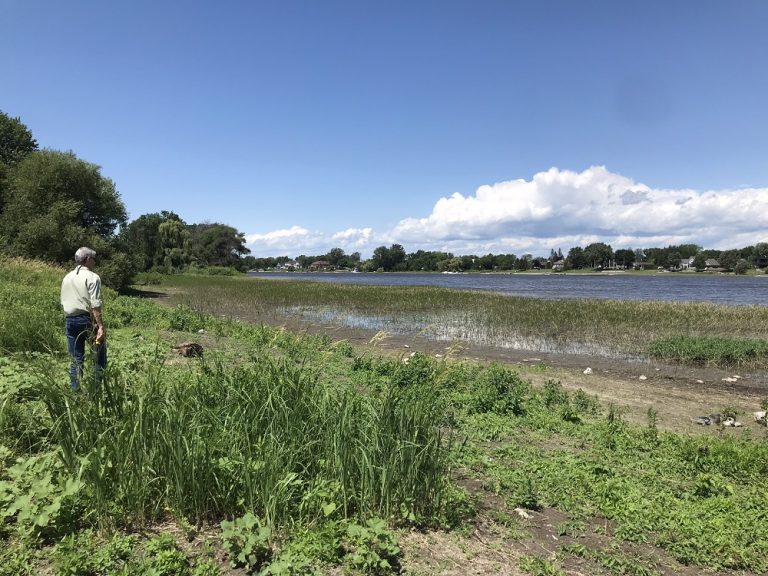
[158,272,768,369]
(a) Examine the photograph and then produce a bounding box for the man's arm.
[92,306,105,345]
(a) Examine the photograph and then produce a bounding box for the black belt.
[67,312,90,318]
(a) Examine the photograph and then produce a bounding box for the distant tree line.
[0,111,250,290]
[253,241,768,274]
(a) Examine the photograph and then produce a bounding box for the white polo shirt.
[61,265,103,316]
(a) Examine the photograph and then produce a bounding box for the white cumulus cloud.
[331,227,374,248]
[245,167,768,258]
[390,166,768,251]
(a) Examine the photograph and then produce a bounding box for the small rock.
[696,379,704,384]
[197,329,205,334]
[435,353,442,358]
[754,411,767,426]
[722,377,738,383]
[732,375,742,379]
[638,375,647,380]
[403,344,410,348]
[583,367,593,375]
[514,508,531,519]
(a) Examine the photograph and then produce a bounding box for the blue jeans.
[65,314,106,391]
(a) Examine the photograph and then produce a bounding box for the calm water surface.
[248,272,768,306]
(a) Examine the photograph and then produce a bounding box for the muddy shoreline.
[272,317,768,434]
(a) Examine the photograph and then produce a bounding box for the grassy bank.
[155,273,768,368]
[2,259,768,575]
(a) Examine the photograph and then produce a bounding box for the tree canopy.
[0,149,126,263]
[0,111,37,166]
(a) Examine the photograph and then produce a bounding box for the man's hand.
[94,325,105,346]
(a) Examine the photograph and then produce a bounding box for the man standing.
[60,247,106,390]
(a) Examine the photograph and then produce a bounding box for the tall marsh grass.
[36,344,449,527]
[158,275,768,365]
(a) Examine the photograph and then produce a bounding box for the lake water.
[249,271,768,306]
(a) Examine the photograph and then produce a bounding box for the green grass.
[3,259,768,575]
[648,335,768,367]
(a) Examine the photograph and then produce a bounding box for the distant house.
[309,260,331,270]
[277,259,300,270]
[679,256,696,271]
[552,261,565,271]
[704,259,721,271]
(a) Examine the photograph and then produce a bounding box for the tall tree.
[0,150,126,263]
[0,111,37,166]
[120,212,165,271]
[188,223,250,268]
[0,111,38,216]
[370,244,406,271]
[566,246,586,269]
[583,242,614,268]
[614,248,636,269]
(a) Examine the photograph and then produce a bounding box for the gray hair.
[74,247,96,265]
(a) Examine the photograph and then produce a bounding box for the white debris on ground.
[514,508,531,519]
[639,375,647,380]
[693,413,748,427]
[583,367,592,375]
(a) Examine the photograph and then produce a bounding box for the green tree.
[514,254,531,271]
[120,212,165,271]
[0,111,39,218]
[439,257,464,272]
[495,254,517,270]
[189,223,250,268]
[614,248,636,269]
[752,243,768,268]
[159,215,191,270]
[566,246,586,269]
[405,250,452,271]
[370,244,406,271]
[476,253,496,270]
[733,259,750,275]
[583,242,613,269]
[693,253,707,271]
[0,149,126,263]
[0,111,37,167]
[719,249,740,271]
[326,247,346,268]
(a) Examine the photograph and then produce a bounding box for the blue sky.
[2,0,767,257]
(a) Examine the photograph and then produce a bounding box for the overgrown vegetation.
[157,273,768,369]
[2,258,767,575]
